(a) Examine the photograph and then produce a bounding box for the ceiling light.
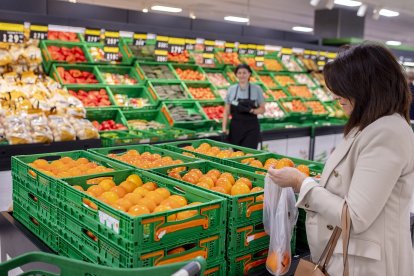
[386,40,402,46]
[326,0,335,9]
[190,12,196,20]
[151,5,182,13]
[142,8,148,13]
[357,4,367,17]
[403,61,414,67]
[292,26,313,32]
[372,8,380,20]
[68,0,77,3]
[224,16,249,23]
[379,9,399,17]
[334,0,361,7]
[310,0,320,7]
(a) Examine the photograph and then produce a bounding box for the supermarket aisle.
[0,171,12,211]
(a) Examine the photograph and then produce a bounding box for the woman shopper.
[268,43,414,276]
[222,64,265,149]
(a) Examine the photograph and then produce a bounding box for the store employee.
[222,64,265,149]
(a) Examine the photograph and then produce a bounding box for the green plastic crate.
[263,57,286,72]
[122,107,171,131]
[96,65,142,85]
[0,252,207,276]
[13,203,59,252]
[279,97,312,121]
[135,128,196,143]
[226,245,268,276]
[191,52,223,69]
[50,63,101,85]
[88,144,198,170]
[184,82,221,101]
[199,100,225,123]
[148,81,192,101]
[86,108,129,132]
[303,99,330,120]
[204,258,227,276]
[11,150,130,203]
[161,127,197,140]
[108,86,159,110]
[57,169,227,251]
[86,43,133,65]
[214,50,241,68]
[135,61,177,81]
[227,221,269,256]
[40,40,92,73]
[286,84,316,99]
[256,72,280,90]
[64,85,116,108]
[122,38,157,63]
[171,64,207,82]
[258,100,288,123]
[151,161,265,226]
[279,54,306,73]
[292,73,320,88]
[203,68,232,89]
[273,73,297,87]
[100,131,155,147]
[163,101,212,129]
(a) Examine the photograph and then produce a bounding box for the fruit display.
[187,86,216,100]
[152,84,188,100]
[181,142,248,158]
[56,66,99,84]
[107,149,185,169]
[0,42,42,73]
[267,89,288,100]
[112,93,149,108]
[89,46,122,63]
[312,87,333,102]
[101,72,138,85]
[191,53,216,68]
[304,101,328,115]
[168,168,261,196]
[240,156,310,175]
[287,85,314,98]
[280,56,303,72]
[275,75,295,86]
[217,89,228,100]
[175,68,206,81]
[241,57,264,71]
[264,59,283,71]
[293,73,318,87]
[91,120,128,131]
[28,156,114,178]
[140,64,176,79]
[206,72,230,87]
[259,75,277,88]
[312,72,325,86]
[326,101,346,118]
[68,88,112,107]
[299,57,318,71]
[47,45,87,63]
[127,44,155,59]
[47,31,80,42]
[216,52,241,66]
[282,100,308,113]
[127,119,165,130]
[202,106,225,120]
[168,51,190,63]
[167,104,205,122]
[258,102,285,119]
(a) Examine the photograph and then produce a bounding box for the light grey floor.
[0,171,12,212]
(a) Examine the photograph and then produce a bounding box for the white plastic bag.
[263,174,298,275]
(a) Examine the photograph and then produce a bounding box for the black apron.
[228,84,261,149]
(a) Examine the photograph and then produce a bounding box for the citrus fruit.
[100,191,119,204]
[169,195,188,207]
[115,198,133,211]
[110,186,127,198]
[215,181,232,194]
[137,197,156,212]
[153,205,176,221]
[119,181,136,193]
[160,198,181,209]
[154,188,171,199]
[266,251,290,275]
[211,186,227,194]
[98,179,116,191]
[142,182,158,191]
[189,169,203,178]
[215,177,232,187]
[126,174,143,187]
[235,177,252,189]
[124,193,142,204]
[206,169,221,178]
[72,185,84,191]
[128,204,150,216]
[231,183,251,195]
[176,210,197,220]
[250,160,264,168]
[250,187,264,193]
[196,182,211,189]
[168,171,182,180]
[182,174,198,184]
[111,203,127,212]
[145,191,164,205]
[296,164,310,176]
[168,246,185,255]
[87,185,105,197]
[197,176,214,188]
[133,187,149,197]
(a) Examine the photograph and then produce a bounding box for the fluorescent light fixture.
[190,12,196,20]
[403,61,414,67]
[379,9,399,17]
[292,26,313,32]
[386,40,402,46]
[142,8,148,13]
[357,4,367,17]
[68,0,77,3]
[310,0,320,7]
[334,0,361,7]
[224,16,249,23]
[151,5,182,13]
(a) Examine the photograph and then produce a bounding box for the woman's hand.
[268,167,307,193]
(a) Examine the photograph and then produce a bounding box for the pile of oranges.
[241,157,310,176]
[108,150,185,169]
[29,157,114,178]
[168,168,264,198]
[182,142,248,159]
[75,174,200,220]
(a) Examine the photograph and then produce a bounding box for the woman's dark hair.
[234,63,252,74]
[324,42,411,136]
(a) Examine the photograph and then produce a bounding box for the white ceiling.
[75,0,414,45]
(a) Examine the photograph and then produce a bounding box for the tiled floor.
[0,171,12,212]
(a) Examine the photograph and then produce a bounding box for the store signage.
[133,33,147,46]
[155,50,168,62]
[103,46,119,61]
[29,24,48,40]
[104,30,120,46]
[224,42,235,53]
[204,40,215,53]
[238,44,248,55]
[304,50,311,59]
[168,37,185,53]
[247,44,256,55]
[156,35,169,50]
[255,56,264,67]
[202,53,215,65]
[185,39,196,51]
[256,45,265,57]
[0,22,24,44]
[84,28,101,43]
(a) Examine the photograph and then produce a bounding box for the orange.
[142,182,158,191]
[76,157,89,165]
[250,187,264,193]
[219,173,235,185]
[72,185,84,192]
[182,174,197,184]
[128,204,150,216]
[182,145,195,151]
[235,177,252,189]
[215,181,232,194]
[160,198,181,209]
[87,185,105,197]
[115,198,133,211]
[100,191,119,204]
[120,181,137,193]
[169,195,188,207]
[266,251,290,275]
[256,195,264,202]
[276,158,295,169]
[137,197,156,212]
[176,210,197,220]
[230,151,245,157]
[196,182,211,189]
[206,169,221,178]
[168,171,182,180]
[296,165,310,176]
[154,188,171,199]
[249,160,264,168]
[167,246,185,255]
[126,174,143,187]
[215,177,232,188]
[98,179,116,191]
[189,169,203,178]
[153,205,176,221]
[211,186,227,194]
[231,183,251,196]
[145,191,164,205]
[110,186,127,198]
[33,159,49,168]
[197,176,214,188]
[133,187,149,197]
[241,158,254,164]
[111,203,127,212]
[265,158,278,165]
[126,149,139,156]
[124,193,142,204]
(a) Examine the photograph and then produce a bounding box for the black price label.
[85,29,101,43]
[133,34,146,46]
[238,47,247,55]
[204,40,215,53]
[156,36,169,50]
[155,49,168,62]
[103,46,119,61]
[29,25,48,40]
[185,43,195,51]
[224,43,234,53]
[168,38,185,54]
[0,31,24,43]
[202,53,214,65]
[156,55,168,62]
[256,46,265,57]
[255,56,264,67]
[104,31,119,46]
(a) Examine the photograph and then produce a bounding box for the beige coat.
[297,114,414,276]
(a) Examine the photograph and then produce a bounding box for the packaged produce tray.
[148,81,191,101]
[96,65,141,86]
[135,61,177,81]
[108,86,158,110]
[163,101,212,129]
[86,108,129,132]
[57,169,227,251]
[122,107,170,131]
[86,43,133,65]
[51,64,101,85]
[151,161,265,226]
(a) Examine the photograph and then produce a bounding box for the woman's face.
[333,94,354,116]
[236,68,251,84]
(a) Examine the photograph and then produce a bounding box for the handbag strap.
[316,226,342,271]
[341,203,351,276]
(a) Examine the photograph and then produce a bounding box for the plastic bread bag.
[29,114,53,143]
[263,174,298,276]
[0,48,12,66]
[4,114,32,145]
[48,115,76,142]
[23,44,42,64]
[70,117,100,140]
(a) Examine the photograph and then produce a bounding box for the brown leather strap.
[315,226,342,272]
[341,204,351,276]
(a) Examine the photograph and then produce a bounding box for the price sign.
[185,39,196,51]
[224,42,235,53]
[133,33,146,46]
[104,30,119,46]
[310,50,318,60]
[204,40,215,53]
[85,28,101,43]
[256,45,265,57]
[29,24,48,40]
[0,22,24,43]
[202,53,214,65]
[255,56,264,67]
[168,37,185,53]
[238,44,248,55]
[156,35,169,51]
[319,51,327,61]
[304,50,311,59]
[155,49,168,62]
[247,44,256,55]
[104,46,120,61]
